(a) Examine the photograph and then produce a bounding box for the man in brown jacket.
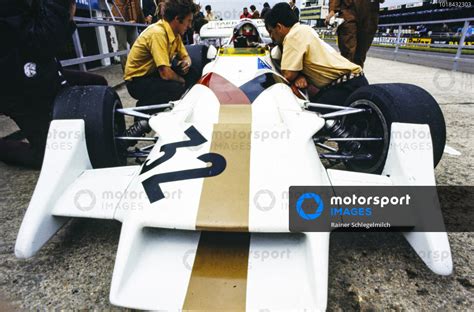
[112,0,146,69]
[326,0,384,67]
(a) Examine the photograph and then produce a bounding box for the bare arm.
[282,70,308,89]
[158,66,185,84]
[282,70,299,83]
[177,55,192,74]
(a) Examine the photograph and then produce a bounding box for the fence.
[61,16,147,71]
[317,17,473,71]
[379,17,473,71]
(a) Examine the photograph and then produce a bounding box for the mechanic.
[325,0,384,67]
[264,3,368,106]
[0,0,107,168]
[124,0,199,108]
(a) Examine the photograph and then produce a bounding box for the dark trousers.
[337,0,380,67]
[309,75,369,106]
[126,66,200,109]
[0,70,108,168]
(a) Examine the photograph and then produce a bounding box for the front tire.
[341,83,446,173]
[53,86,126,168]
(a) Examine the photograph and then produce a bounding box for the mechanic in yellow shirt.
[264,3,368,105]
[124,0,198,106]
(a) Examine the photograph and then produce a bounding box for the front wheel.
[340,83,446,174]
[53,86,126,168]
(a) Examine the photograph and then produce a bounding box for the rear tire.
[342,83,446,173]
[53,86,126,168]
[186,44,209,76]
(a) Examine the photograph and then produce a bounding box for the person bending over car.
[264,3,368,106]
[124,0,199,107]
[0,0,107,168]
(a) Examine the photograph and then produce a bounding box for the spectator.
[204,4,215,21]
[0,0,107,168]
[289,0,299,20]
[143,0,158,24]
[250,5,260,19]
[240,7,252,19]
[261,2,271,19]
[441,23,450,37]
[111,0,146,70]
[193,4,208,44]
[417,24,428,37]
[124,0,199,107]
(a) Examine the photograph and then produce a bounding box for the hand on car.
[178,60,191,75]
[294,75,308,89]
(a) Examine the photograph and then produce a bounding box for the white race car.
[15,20,451,310]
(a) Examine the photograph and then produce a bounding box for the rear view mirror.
[271,46,282,61]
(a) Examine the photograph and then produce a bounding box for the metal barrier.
[316,17,473,71]
[378,17,473,71]
[60,16,147,71]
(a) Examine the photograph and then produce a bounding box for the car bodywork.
[15,19,452,310]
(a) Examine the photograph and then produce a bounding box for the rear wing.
[199,19,270,39]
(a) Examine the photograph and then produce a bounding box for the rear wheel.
[339,83,446,173]
[53,86,126,168]
[185,44,210,76]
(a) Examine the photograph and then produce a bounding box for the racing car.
[15,19,451,310]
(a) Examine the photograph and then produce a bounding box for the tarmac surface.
[0,57,473,310]
[326,40,474,74]
[366,46,474,74]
